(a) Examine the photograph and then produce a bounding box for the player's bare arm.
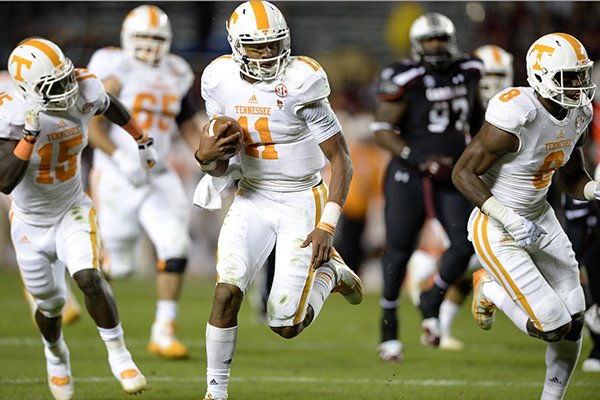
[372,97,410,159]
[558,129,595,201]
[452,121,519,207]
[301,131,352,268]
[0,138,28,194]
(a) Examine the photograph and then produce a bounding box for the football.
[208,115,244,159]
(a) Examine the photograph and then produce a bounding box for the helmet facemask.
[547,67,596,108]
[34,59,78,111]
[123,33,171,67]
[412,34,457,69]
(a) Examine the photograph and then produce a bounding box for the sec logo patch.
[275,83,288,98]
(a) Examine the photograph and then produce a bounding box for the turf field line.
[1,376,599,388]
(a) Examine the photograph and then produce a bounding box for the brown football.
[208,115,244,159]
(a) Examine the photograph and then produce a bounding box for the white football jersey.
[0,70,108,226]
[484,87,593,218]
[201,55,338,191]
[87,47,195,172]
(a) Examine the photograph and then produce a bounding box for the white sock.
[155,299,178,323]
[308,265,335,320]
[439,299,460,338]
[42,333,70,377]
[206,323,237,398]
[482,279,528,334]
[541,338,582,400]
[97,323,137,378]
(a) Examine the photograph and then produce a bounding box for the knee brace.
[36,293,67,318]
[157,258,187,273]
[564,312,585,341]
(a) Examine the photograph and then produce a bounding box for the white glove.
[112,148,148,187]
[584,180,600,201]
[481,196,546,248]
[137,137,157,172]
[503,212,547,248]
[23,100,45,141]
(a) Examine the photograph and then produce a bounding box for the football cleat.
[117,368,148,395]
[378,340,403,362]
[148,320,189,359]
[439,336,464,351]
[472,269,496,330]
[203,393,228,400]
[582,357,600,373]
[420,317,441,347]
[329,250,364,305]
[45,341,74,400]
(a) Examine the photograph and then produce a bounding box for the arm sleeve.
[298,99,342,143]
[175,90,199,127]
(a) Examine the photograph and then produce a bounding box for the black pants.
[380,160,473,340]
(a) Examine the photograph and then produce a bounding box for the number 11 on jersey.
[237,116,278,160]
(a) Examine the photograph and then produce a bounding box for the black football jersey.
[376,54,483,163]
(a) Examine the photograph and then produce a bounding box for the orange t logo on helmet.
[530,44,555,71]
[10,55,32,82]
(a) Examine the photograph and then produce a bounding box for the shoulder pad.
[286,56,331,105]
[201,55,234,93]
[0,93,25,140]
[457,54,484,75]
[75,71,106,105]
[486,87,537,134]
[87,47,126,81]
[165,54,195,93]
[377,60,424,99]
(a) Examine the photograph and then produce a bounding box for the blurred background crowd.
[1,1,600,278]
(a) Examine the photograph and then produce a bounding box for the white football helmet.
[474,45,514,105]
[226,1,291,81]
[526,33,596,108]
[121,5,172,67]
[7,38,77,111]
[409,13,458,68]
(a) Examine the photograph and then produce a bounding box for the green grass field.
[0,268,599,400]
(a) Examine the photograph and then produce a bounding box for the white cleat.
[117,368,148,395]
[472,269,496,330]
[204,393,228,400]
[582,358,600,373]
[420,317,441,347]
[45,342,74,400]
[329,250,364,305]
[378,340,403,362]
[439,336,464,351]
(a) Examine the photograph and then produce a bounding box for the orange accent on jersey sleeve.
[297,56,321,71]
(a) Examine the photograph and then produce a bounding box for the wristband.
[13,138,35,160]
[138,137,154,150]
[369,121,394,132]
[584,180,599,201]
[194,150,217,172]
[317,202,342,235]
[480,196,510,223]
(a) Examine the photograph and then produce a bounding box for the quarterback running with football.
[87,4,202,360]
[453,33,597,400]
[194,2,362,399]
[0,38,153,400]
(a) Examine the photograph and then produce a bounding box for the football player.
[453,32,596,399]
[87,5,202,360]
[0,38,153,400]
[371,12,484,360]
[195,2,362,399]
